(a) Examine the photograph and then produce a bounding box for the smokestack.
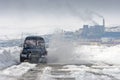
[103,18,105,27]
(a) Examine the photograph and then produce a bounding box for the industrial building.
[81,19,105,39]
[81,19,120,39]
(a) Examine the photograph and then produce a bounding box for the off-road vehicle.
[20,36,47,63]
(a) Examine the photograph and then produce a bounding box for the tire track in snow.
[87,71,119,80]
[17,64,120,80]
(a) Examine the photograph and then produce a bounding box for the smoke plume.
[65,1,104,25]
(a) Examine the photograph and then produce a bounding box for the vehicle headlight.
[21,54,27,57]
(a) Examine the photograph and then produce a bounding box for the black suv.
[20,36,47,63]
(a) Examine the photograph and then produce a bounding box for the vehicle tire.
[20,57,25,62]
[45,51,47,55]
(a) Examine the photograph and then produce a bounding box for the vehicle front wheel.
[20,57,25,62]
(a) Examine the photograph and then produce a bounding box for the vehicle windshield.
[24,39,45,49]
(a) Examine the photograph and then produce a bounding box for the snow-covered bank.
[0,46,21,69]
[0,62,36,80]
[1,62,36,76]
[74,44,120,65]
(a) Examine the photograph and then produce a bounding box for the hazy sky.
[0,0,120,34]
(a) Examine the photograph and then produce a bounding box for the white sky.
[0,0,120,35]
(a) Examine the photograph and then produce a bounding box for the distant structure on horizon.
[81,18,120,39]
[81,19,105,38]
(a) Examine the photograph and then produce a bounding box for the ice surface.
[1,62,36,76]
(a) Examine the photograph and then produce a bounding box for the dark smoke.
[64,1,104,25]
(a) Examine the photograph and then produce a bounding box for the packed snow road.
[1,63,120,80]
[18,64,120,80]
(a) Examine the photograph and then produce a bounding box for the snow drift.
[75,45,120,65]
[0,62,36,80]
[0,46,21,69]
